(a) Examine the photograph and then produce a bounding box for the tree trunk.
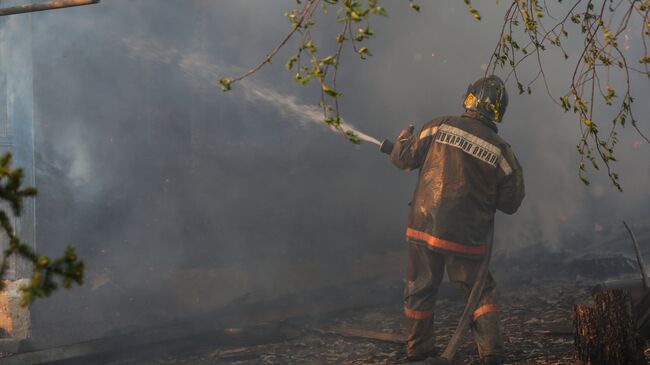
[574,289,645,365]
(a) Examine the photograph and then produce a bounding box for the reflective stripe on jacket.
[390,112,525,258]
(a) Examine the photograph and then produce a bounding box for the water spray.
[122,37,408,154]
[347,125,416,155]
[339,124,395,155]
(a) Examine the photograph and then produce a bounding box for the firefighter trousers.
[403,243,504,359]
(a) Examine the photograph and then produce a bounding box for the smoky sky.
[16,0,650,344]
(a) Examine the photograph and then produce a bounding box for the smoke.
[16,0,650,346]
[123,37,381,146]
[243,84,382,146]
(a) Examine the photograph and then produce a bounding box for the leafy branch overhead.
[219,0,420,144]
[0,153,84,306]
[220,0,648,190]
[484,0,649,191]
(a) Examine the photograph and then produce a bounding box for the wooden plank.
[310,325,405,344]
[534,325,574,336]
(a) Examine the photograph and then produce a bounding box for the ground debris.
[105,278,650,365]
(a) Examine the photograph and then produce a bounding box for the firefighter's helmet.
[463,75,508,123]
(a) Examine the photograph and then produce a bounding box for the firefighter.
[389,75,525,364]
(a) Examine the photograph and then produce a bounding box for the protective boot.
[481,354,506,364]
[473,310,505,362]
[399,356,452,365]
[403,244,444,360]
[405,316,437,361]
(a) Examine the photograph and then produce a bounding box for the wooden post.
[574,289,645,365]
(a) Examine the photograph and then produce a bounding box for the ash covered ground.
[102,243,650,365]
[107,280,582,365]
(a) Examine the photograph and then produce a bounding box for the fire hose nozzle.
[380,139,394,155]
[381,124,414,155]
[379,124,415,155]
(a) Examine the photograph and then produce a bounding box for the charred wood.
[574,289,645,365]
[309,325,405,344]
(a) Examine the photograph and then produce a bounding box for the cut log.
[574,289,645,365]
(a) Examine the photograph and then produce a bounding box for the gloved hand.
[380,124,415,155]
[398,124,415,141]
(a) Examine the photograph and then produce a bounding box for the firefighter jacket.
[390,112,525,258]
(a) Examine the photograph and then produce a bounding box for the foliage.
[220,0,420,145]
[0,152,84,306]
[486,0,649,191]
[219,0,649,190]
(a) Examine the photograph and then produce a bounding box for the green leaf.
[285,55,299,71]
[324,116,341,128]
[463,0,481,20]
[320,56,337,66]
[602,26,616,46]
[469,8,481,20]
[304,40,318,53]
[219,78,232,92]
[322,84,342,98]
[345,130,362,144]
[370,6,387,16]
[560,95,569,111]
[349,11,361,21]
[358,46,372,59]
[294,72,310,85]
[604,86,616,105]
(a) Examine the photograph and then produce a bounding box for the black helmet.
[463,75,508,123]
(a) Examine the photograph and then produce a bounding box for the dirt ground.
[106,277,650,365]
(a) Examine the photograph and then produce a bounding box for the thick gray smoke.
[122,37,380,145]
[19,0,650,345]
